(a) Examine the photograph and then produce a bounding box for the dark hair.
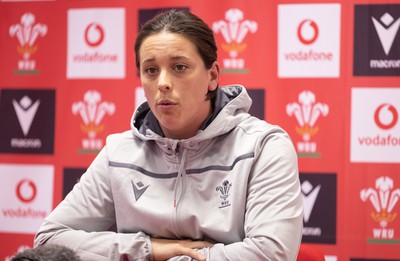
[11,245,81,261]
[134,9,218,100]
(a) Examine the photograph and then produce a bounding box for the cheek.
[184,87,207,105]
[142,78,155,92]
[142,86,155,102]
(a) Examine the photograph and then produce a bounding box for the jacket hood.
[131,85,252,142]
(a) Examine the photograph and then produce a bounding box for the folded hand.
[151,238,213,261]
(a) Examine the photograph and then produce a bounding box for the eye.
[144,66,158,75]
[173,64,188,72]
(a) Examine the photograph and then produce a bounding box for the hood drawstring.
[173,146,188,208]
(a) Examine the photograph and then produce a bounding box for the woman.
[35,9,303,261]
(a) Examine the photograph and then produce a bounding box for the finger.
[176,246,206,261]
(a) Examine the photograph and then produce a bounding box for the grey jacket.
[34,85,303,261]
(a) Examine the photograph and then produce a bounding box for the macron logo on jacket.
[132,180,149,201]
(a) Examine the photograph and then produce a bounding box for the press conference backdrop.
[0,0,400,260]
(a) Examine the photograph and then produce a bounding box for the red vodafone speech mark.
[84,22,104,47]
[297,19,319,45]
[16,179,37,203]
[374,103,398,130]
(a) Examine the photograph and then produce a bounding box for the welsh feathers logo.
[216,180,232,208]
[360,176,400,244]
[9,13,47,75]
[212,8,257,74]
[286,90,329,157]
[72,90,115,153]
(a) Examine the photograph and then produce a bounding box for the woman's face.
[139,31,219,139]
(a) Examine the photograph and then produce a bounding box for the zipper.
[172,140,180,207]
[172,142,188,237]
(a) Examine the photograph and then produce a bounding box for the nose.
[158,70,172,92]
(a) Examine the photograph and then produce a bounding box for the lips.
[157,99,177,109]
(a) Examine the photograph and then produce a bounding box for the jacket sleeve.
[34,147,153,261]
[203,131,303,261]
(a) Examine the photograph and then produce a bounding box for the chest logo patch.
[132,180,149,201]
[216,180,232,208]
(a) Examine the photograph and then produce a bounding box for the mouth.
[157,99,177,109]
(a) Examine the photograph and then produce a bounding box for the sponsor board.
[354,4,400,76]
[67,8,125,78]
[63,168,86,199]
[0,164,54,234]
[360,176,400,244]
[286,90,329,157]
[300,173,337,244]
[212,8,258,74]
[278,4,341,78]
[71,89,116,154]
[9,12,47,75]
[247,89,265,120]
[351,88,400,163]
[0,89,55,154]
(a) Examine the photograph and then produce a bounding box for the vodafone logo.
[297,19,319,45]
[374,103,398,130]
[16,179,37,203]
[84,22,104,47]
[351,88,400,163]
[0,164,54,233]
[67,8,125,78]
[278,4,340,78]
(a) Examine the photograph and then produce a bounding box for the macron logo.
[301,180,321,223]
[12,96,40,136]
[372,12,400,55]
[132,180,149,201]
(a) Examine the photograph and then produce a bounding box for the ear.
[208,61,220,91]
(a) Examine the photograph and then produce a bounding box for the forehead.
[140,32,198,56]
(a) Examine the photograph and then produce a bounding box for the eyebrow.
[142,55,190,64]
